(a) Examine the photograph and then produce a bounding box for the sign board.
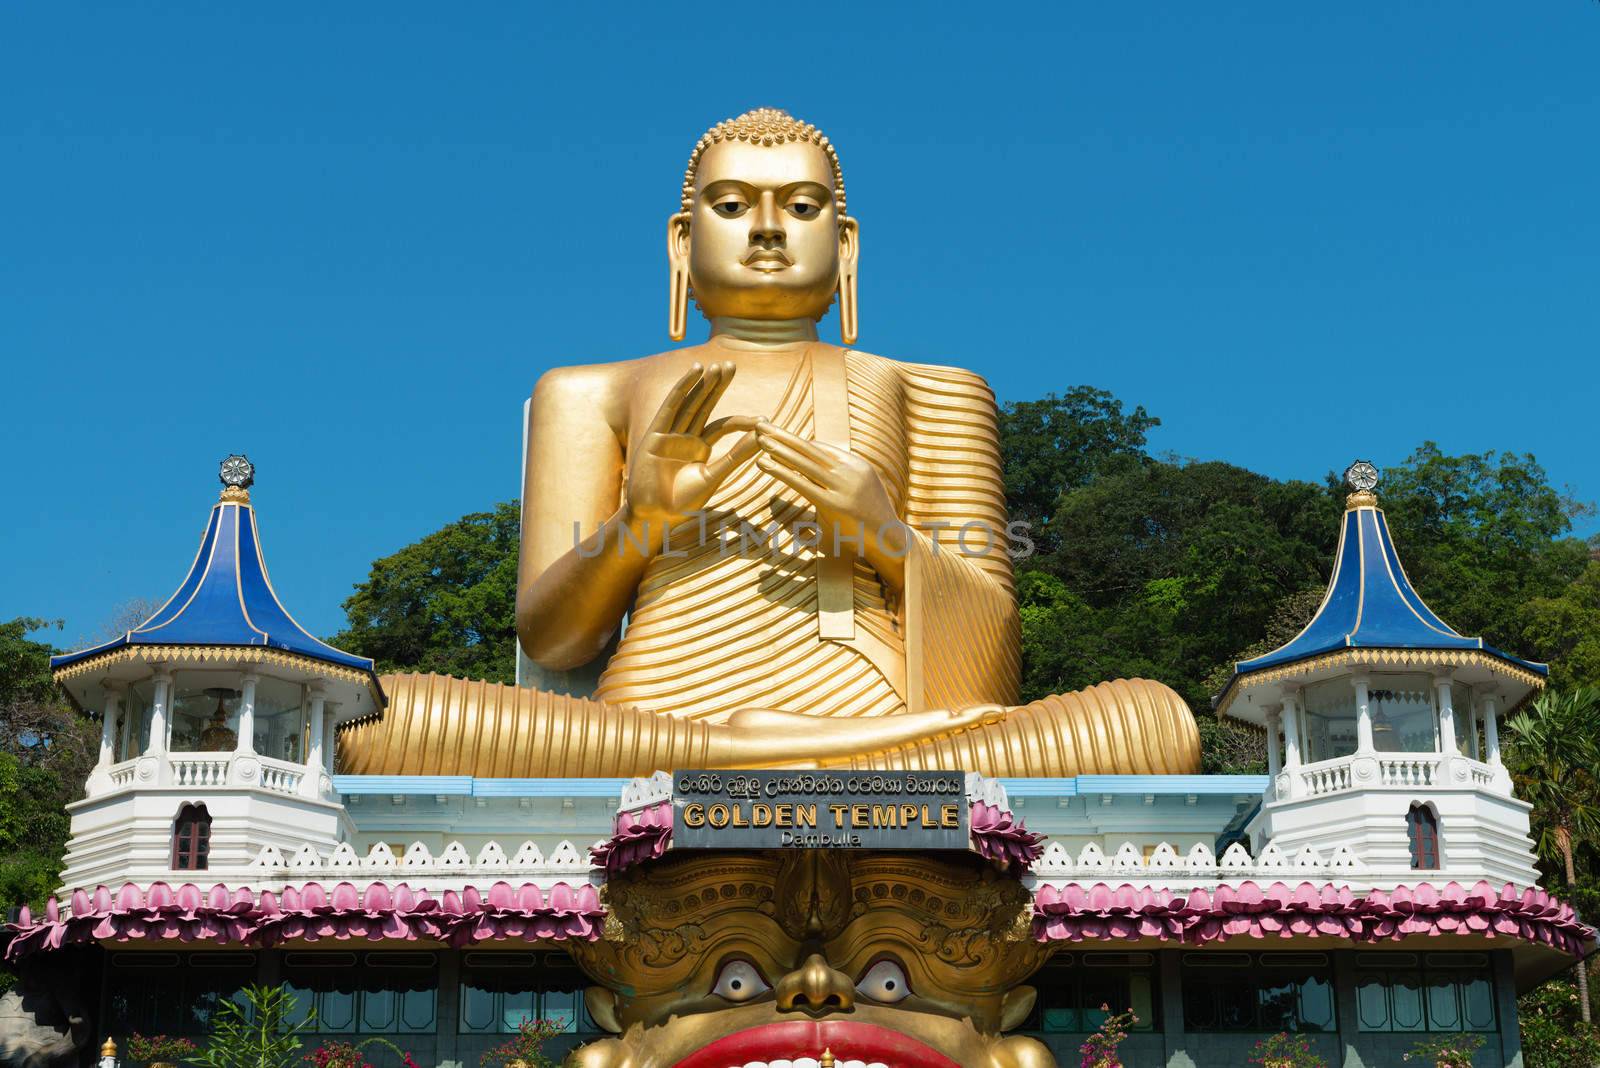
[671,769,969,851]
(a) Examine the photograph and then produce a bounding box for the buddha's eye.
[711,959,769,1002]
[712,199,749,218]
[787,201,820,219]
[856,959,911,1003]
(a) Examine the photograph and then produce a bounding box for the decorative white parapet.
[1025,832,1544,897]
[1027,837,1367,893]
[233,837,603,892]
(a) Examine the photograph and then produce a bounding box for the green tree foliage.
[1522,560,1600,691]
[333,502,521,684]
[998,388,1159,552]
[1377,443,1593,655]
[1022,456,1338,710]
[0,618,92,914]
[1519,979,1600,1068]
[1504,688,1600,1021]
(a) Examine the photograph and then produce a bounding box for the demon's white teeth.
[729,1061,883,1068]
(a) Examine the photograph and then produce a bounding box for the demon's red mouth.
[670,1020,963,1068]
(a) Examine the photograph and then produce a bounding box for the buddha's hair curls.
[681,108,846,216]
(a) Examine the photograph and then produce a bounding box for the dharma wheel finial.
[1344,459,1380,509]
[219,453,254,504]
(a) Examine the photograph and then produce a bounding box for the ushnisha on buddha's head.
[668,108,860,343]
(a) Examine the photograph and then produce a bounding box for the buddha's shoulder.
[847,348,997,403]
[533,348,729,393]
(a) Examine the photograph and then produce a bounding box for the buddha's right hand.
[623,361,759,542]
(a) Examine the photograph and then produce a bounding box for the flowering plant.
[1402,1033,1485,1068]
[306,1038,421,1068]
[1250,1032,1328,1068]
[478,1017,566,1068]
[1078,1005,1137,1068]
[126,1034,199,1064]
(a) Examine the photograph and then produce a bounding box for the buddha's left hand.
[754,421,907,591]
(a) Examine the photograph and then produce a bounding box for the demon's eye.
[857,959,911,1003]
[712,959,770,1002]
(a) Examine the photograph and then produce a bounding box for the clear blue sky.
[4,3,1597,647]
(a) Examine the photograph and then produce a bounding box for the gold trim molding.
[52,644,375,689]
[1218,647,1546,719]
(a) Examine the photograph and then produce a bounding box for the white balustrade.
[107,759,138,788]
[170,755,230,787]
[1290,752,1502,799]
[257,757,304,795]
[1299,759,1352,797]
[1378,755,1440,788]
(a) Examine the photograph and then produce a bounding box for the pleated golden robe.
[339,346,1200,777]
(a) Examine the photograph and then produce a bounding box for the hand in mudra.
[626,361,759,534]
[754,421,908,588]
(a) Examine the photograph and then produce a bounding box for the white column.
[147,668,172,757]
[323,704,338,776]
[97,685,123,768]
[1282,690,1304,769]
[1435,676,1458,756]
[301,685,326,797]
[1354,674,1375,755]
[1483,693,1502,767]
[235,671,258,754]
[119,697,135,762]
[1265,707,1283,780]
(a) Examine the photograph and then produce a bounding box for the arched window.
[1407,803,1440,870]
[172,803,212,871]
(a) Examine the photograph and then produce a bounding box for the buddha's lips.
[670,1020,961,1068]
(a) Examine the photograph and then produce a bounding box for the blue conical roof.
[1220,492,1546,699]
[52,482,377,683]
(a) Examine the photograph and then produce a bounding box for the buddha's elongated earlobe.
[837,216,860,345]
[667,212,692,342]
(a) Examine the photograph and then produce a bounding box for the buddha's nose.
[775,953,855,1015]
[751,192,785,246]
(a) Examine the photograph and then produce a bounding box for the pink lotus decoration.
[4,879,604,961]
[969,799,1046,871]
[591,800,674,874]
[1032,880,1593,956]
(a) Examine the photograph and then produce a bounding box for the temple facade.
[1,459,1590,1068]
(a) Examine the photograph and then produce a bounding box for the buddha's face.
[566,853,1055,1068]
[676,139,858,322]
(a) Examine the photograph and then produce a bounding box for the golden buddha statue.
[339,109,1199,778]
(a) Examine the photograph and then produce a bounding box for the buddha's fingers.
[717,705,1002,767]
[647,364,705,435]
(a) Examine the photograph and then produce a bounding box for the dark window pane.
[318,990,357,1033]
[1183,981,1218,1031]
[398,989,437,1033]
[1390,973,1425,1032]
[1461,973,1496,1031]
[1426,974,1462,1032]
[1299,974,1335,1032]
[460,986,498,1033]
[1218,976,1256,1030]
[360,990,398,1033]
[1041,1006,1078,1033]
[1258,976,1297,1030]
[1356,975,1390,1032]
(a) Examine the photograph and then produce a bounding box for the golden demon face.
[565,852,1056,1068]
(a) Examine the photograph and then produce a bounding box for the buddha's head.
[669,108,860,342]
[565,851,1055,1068]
